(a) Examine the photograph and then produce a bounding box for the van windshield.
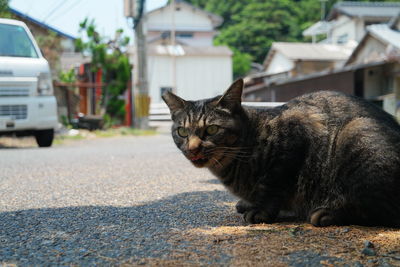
[0,24,38,58]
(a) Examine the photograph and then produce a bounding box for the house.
[344,22,400,115]
[146,0,222,47]
[326,1,400,45]
[263,42,352,76]
[139,0,232,104]
[244,2,400,117]
[243,17,400,117]
[243,42,353,102]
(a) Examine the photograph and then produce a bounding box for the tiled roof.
[9,7,76,40]
[148,45,232,56]
[367,24,400,50]
[268,42,353,61]
[327,1,400,21]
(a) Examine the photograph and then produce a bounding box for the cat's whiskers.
[207,148,252,155]
[211,157,224,168]
[207,149,252,157]
[216,152,251,163]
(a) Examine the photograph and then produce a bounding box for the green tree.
[215,0,300,65]
[185,0,302,76]
[75,18,131,125]
[0,0,11,18]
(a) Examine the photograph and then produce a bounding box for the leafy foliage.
[0,0,10,17]
[36,32,62,72]
[75,18,131,125]
[231,47,253,78]
[59,68,76,84]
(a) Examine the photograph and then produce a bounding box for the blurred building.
[326,1,400,45]
[243,2,400,118]
[134,0,232,104]
[263,42,352,76]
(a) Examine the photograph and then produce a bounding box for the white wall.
[330,15,358,44]
[265,52,294,75]
[355,19,365,42]
[148,54,232,103]
[177,32,214,47]
[347,36,386,65]
[364,66,384,98]
[396,20,400,31]
[146,4,213,32]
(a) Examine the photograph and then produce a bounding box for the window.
[160,87,172,98]
[176,32,193,38]
[0,24,38,58]
[337,33,348,44]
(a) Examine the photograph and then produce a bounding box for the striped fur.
[163,79,400,227]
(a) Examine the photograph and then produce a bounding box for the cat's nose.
[188,136,202,155]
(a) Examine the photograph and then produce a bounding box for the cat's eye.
[206,125,219,135]
[177,127,189,137]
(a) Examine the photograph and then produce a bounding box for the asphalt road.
[0,134,240,265]
[2,134,400,266]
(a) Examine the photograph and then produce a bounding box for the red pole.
[96,69,103,114]
[125,79,132,126]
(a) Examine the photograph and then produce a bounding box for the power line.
[43,0,70,23]
[46,0,82,23]
[24,0,35,16]
[38,0,60,19]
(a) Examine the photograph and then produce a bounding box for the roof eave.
[147,0,223,28]
[9,7,76,40]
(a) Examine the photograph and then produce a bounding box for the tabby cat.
[162,79,400,227]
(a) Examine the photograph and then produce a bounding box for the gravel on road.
[0,134,240,265]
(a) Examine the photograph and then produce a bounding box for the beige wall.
[293,60,335,76]
[147,30,214,47]
[147,54,232,103]
[265,52,294,75]
[347,36,387,65]
[330,15,357,44]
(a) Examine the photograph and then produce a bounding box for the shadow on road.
[0,190,240,265]
[202,178,222,185]
[0,145,36,149]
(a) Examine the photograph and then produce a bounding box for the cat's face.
[162,79,245,169]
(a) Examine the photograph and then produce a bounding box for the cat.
[162,79,400,227]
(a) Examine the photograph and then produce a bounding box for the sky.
[9,0,168,39]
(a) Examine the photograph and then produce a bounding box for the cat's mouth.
[189,155,209,167]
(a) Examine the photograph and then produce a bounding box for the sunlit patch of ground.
[156,210,400,266]
[0,136,37,148]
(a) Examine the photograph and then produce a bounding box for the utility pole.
[134,9,149,129]
[124,0,149,129]
[320,0,328,21]
[171,0,177,93]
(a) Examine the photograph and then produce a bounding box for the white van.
[0,18,58,147]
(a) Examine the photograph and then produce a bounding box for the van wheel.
[35,129,54,147]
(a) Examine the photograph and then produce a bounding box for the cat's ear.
[215,79,243,109]
[162,91,187,113]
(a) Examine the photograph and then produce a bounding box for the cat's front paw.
[243,209,274,224]
[235,200,254,214]
[310,208,339,227]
